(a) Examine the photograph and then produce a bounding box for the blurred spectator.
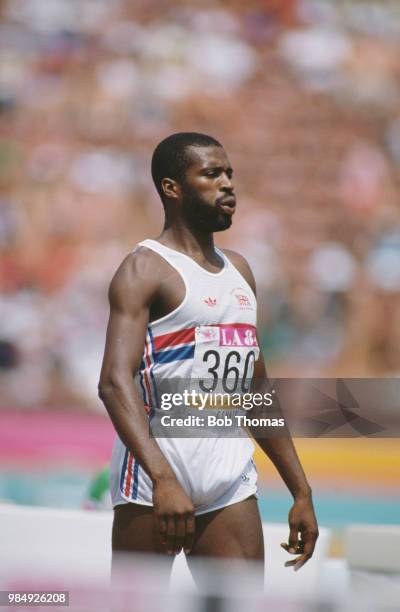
[0,0,400,409]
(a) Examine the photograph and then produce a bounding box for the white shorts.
[110,449,258,516]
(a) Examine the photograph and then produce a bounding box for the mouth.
[218,197,236,216]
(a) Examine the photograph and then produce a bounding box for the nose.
[220,172,234,193]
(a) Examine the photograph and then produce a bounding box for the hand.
[153,476,195,556]
[280,494,319,571]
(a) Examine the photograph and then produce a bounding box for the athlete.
[98,133,318,578]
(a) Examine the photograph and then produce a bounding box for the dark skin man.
[98,137,318,582]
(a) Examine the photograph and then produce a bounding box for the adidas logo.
[204,297,217,307]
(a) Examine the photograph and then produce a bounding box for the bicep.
[101,303,148,380]
[100,255,156,383]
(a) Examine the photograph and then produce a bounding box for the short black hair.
[151,132,222,202]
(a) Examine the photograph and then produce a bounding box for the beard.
[180,184,232,233]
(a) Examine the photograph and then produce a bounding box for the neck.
[158,219,215,257]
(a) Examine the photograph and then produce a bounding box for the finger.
[291,529,318,571]
[296,532,317,563]
[184,514,195,554]
[281,541,305,555]
[165,517,176,555]
[295,539,305,554]
[284,557,299,568]
[288,525,299,554]
[174,515,186,555]
[284,552,309,568]
[285,537,315,571]
[294,553,312,571]
[158,516,167,546]
[281,543,294,554]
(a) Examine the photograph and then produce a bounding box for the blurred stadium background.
[0,0,399,571]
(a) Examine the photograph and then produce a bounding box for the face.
[178,145,236,232]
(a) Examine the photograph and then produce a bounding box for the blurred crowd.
[0,0,400,409]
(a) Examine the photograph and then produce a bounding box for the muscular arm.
[98,249,195,554]
[224,249,319,570]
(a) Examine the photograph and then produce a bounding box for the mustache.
[217,195,236,205]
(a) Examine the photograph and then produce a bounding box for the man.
[98,132,318,579]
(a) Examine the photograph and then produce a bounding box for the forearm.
[253,433,311,500]
[249,378,311,499]
[99,377,175,484]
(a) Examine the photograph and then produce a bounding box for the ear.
[161,178,181,201]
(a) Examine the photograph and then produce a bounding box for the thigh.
[111,503,173,589]
[112,502,166,554]
[190,495,264,561]
[187,496,264,592]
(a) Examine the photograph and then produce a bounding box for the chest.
[157,268,257,328]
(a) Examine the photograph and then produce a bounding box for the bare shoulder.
[108,245,168,311]
[222,248,256,294]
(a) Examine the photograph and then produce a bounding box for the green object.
[87,465,110,503]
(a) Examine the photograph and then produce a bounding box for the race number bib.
[191,325,259,395]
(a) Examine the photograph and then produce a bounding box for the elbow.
[98,371,122,402]
[98,380,108,402]
[98,379,109,402]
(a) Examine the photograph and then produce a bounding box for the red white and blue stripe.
[120,325,195,500]
[151,326,195,364]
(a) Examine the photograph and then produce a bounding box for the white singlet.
[110,239,259,515]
